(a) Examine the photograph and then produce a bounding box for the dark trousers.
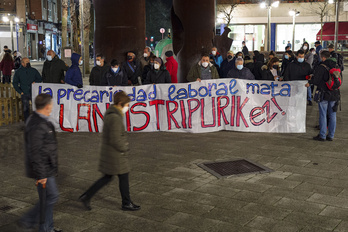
[21,94,31,122]
[84,173,131,205]
[21,177,59,232]
[2,75,11,83]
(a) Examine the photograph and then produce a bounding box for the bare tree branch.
[217,4,237,26]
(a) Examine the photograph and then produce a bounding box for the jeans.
[318,100,336,139]
[2,75,11,83]
[83,173,131,205]
[21,94,31,122]
[21,177,59,232]
[307,86,312,101]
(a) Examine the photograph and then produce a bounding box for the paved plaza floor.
[0,69,348,231]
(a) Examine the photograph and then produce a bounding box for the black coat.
[281,57,292,76]
[253,61,264,80]
[89,65,110,86]
[101,68,128,86]
[242,46,249,56]
[122,60,142,85]
[142,64,152,83]
[219,59,235,78]
[227,67,255,80]
[283,59,312,81]
[25,112,58,179]
[261,68,275,81]
[144,69,171,84]
[310,59,340,102]
[42,55,68,83]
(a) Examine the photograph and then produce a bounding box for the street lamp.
[289,10,300,51]
[260,1,280,51]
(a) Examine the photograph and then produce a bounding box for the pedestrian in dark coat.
[13,50,22,70]
[89,54,110,86]
[165,51,178,83]
[253,54,265,80]
[101,59,128,86]
[65,53,83,88]
[227,58,255,80]
[242,41,249,56]
[220,51,235,78]
[144,57,171,84]
[79,91,141,211]
[281,50,294,76]
[0,52,14,83]
[283,50,312,81]
[122,51,142,85]
[42,50,68,83]
[19,94,61,232]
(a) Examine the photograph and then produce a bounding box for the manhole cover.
[0,205,14,212]
[198,159,273,178]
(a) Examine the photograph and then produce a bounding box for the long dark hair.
[267,57,279,70]
[2,52,13,62]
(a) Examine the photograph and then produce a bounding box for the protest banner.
[32,79,307,133]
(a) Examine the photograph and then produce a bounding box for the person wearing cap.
[219,51,235,78]
[165,51,178,83]
[187,54,219,82]
[144,57,171,84]
[140,47,154,68]
[328,44,344,72]
[210,47,223,67]
[122,51,142,85]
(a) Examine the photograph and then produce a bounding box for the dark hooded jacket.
[42,55,68,83]
[283,59,312,81]
[219,58,235,78]
[309,59,340,102]
[101,67,128,86]
[253,54,265,80]
[122,59,142,85]
[65,53,83,87]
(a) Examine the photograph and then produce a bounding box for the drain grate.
[0,205,14,212]
[198,159,273,178]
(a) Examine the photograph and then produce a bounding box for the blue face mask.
[298,58,304,63]
[237,65,243,70]
[284,55,289,59]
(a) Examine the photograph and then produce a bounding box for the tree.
[79,0,91,75]
[217,4,237,26]
[309,2,334,43]
[70,1,79,52]
[61,0,69,48]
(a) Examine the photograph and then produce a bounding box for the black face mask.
[227,55,232,59]
[26,63,31,68]
[127,56,133,61]
[273,65,278,69]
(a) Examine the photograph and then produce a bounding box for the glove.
[77,84,83,88]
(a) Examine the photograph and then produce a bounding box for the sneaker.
[122,202,141,211]
[313,135,325,141]
[326,137,333,141]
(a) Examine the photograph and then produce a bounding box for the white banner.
[32,79,307,133]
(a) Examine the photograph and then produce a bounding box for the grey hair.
[235,57,244,63]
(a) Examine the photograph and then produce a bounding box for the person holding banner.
[144,57,171,84]
[122,51,142,85]
[187,54,219,82]
[79,91,141,211]
[101,59,128,86]
[219,51,235,78]
[65,53,83,88]
[227,58,255,80]
[261,57,281,81]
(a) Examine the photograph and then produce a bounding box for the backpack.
[321,64,342,91]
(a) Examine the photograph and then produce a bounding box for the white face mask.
[238,56,242,58]
[47,55,52,61]
[303,46,308,50]
[202,62,209,68]
[312,51,316,55]
[112,67,118,73]
[154,63,160,70]
[79,60,83,65]
[212,51,217,56]
[122,106,129,114]
[96,60,101,66]
[144,53,148,58]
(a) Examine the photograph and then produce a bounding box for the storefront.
[316,22,348,51]
[44,23,60,55]
[26,20,38,60]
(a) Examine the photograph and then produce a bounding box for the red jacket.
[165,56,178,83]
[0,60,14,76]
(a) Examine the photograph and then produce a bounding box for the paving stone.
[274,197,326,214]
[201,207,256,226]
[319,206,348,220]
[283,211,341,230]
[53,212,99,232]
[257,176,301,189]
[81,223,133,232]
[261,186,314,201]
[195,183,240,198]
[286,173,330,185]
[334,221,348,232]
[161,198,214,216]
[246,216,302,231]
[295,182,344,196]
[214,179,273,193]
[308,193,348,208]
[242,202,292,220]
[278,164,319,176]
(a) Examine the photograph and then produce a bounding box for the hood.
[71,53,81,65]
[261,65,268,71]
[323,59,337,69]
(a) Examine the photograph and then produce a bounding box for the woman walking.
[0,52,14,83]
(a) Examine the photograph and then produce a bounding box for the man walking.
[12,58,42,122]
[19,94,62,232]
[42,50,68,84]
[306,51,340,141]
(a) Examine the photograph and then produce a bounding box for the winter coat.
[122,60,142,85]
[304,52,314,69]
[244,60,254,73]
[65,53,83,87]
[144,68,171,84]
[99,105,130,175]
[13,65,42,95]
[25,112,58,179]
[89,64,110,86]
[165,56,178,83]
[242,46,249,56]
[316,45,323,62]
[42,55,68,83]
[283,59,312,81]
[0,59,14,75]
[261,65,278,81]
[253,55,265,80]
[187,61,219,82]
[210,53,224,67]
[227,66,255,80]
[220,59,235,78]
[330,51,344,71]
[310,59,340,102]
[142,64,152,83]
[101,68,128,86]
[281,57,293,76]
[14,56,21,70]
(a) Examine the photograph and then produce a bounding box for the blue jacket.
[65,53,82,87]
[210,53,224,67]
[316,45,322,62]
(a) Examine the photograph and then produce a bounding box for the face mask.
[212,51,217,56]
[154,63,160,70]
[303,46,308,50]
[79,60,83,65]
[202,62,209,68]
[122,106,129,114]
[227,55,232,59]
[96,60,101,66]
[143,53,148,58]
[312,51,316,55]
[47,55,52,61]
[238,56,242,58]
[284,55,289,59]
[237,65,243,70]
[26,63,31,68]
[298,58,304,63]
[112,67,118,73]
[273,65,278,69]
[127,56,133,61]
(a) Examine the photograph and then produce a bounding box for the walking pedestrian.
[0,52,14,83]
[165,50,178,83]
[79,91,141,211]
[18,94,62,232]
[42,50,68,84]
[13,50,22,70]
[65,53,83,88]
[144,57,171,84]
[101,59,127,86]
[242,41,249,56]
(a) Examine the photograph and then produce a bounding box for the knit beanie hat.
[165,51,173,57]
